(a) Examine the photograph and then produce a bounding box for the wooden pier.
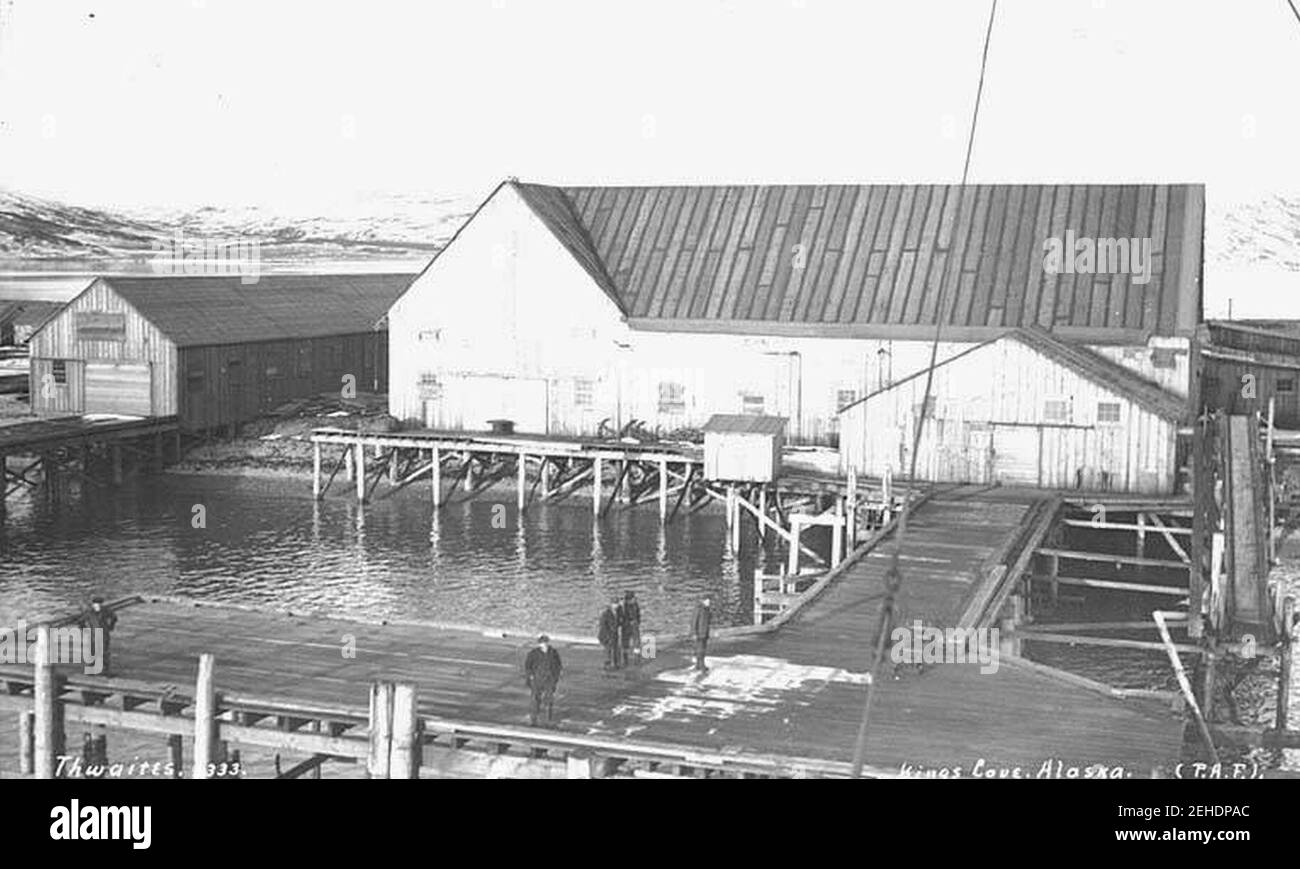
[1,485,1213,779]
[0,414,180,522]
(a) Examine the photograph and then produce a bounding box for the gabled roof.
[83,274,414,348]
[839,326,1186,421]
[495,182,1204,342]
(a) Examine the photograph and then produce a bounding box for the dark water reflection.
[0,473,751,635]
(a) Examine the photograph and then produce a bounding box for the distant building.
[1197,320,1300,429]
[838,328,1187,493]
[28,274,412,430]
[0,301,62,346]
[702,414,786,483]
[388,181,1204,446]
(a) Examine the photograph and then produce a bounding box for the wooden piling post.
[390,683,419,779]
[758,486,767,545]
[312,442,322,500]
[517,451,527,512]
[1278,597,1295,732]
[845,471,857,547]
[658,459,668,522]
[33,626,63,779]
[18,711,34,775]
[345,444,354,482]
[354,442,366,503]
[1048,553,1060,607]
[882,468,893,524]
[592,456,602,517]
[389,449,399,485]
[832,498,844,566]
[167,734,183,778]
[431,447,441,508]
[1136,512,1146,558]
[368,681,395,779]
[787,515,802,577]
[192,653,216,780]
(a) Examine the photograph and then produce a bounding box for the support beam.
[33,627,62,779]
[192,653,216,779]
[368,681,394,779]
[167,734,183,779]
[1154,610,1218,763]
[18,710,33,775]
[658,460,668,522]
[592,456,602,518]
[517,451,526,513]
[1278,597,1295,733]
[312,442,322,501]
[1035,547,1191,571]
[354,443,366,504]
[390,683,419,779]
[1146,512,1190,563]
[431,447,441,508]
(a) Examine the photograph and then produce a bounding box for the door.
[84,362,152,416]
[991,425,1041,486]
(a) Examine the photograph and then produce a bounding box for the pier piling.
[390,683,419,779]
[192,653,217,779]
[33,627,64,779]
[1278,597,1295,732]
[367,681,395,779]
[18,710,33,775]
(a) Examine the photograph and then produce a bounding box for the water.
[0,472,750,636]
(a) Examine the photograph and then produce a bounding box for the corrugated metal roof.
[93,274,414,347]
[841,326,1186,421]
[702,413,788,435]
[508,182,1203,339]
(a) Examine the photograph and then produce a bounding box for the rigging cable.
[849,0,1000,778]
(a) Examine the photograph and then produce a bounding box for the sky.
[0,0,1297,311]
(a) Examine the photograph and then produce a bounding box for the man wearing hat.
[79,597,118,677]
[523,635,563,726]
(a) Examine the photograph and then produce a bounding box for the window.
[1278,378,1295,394]
[740,393,765,415]
[836,389,858,411]
[296,346,312,379]
[1097,401,1121,424]
[186,367,206,393]
[1044,399,1071,423]
[51,359,67,385]
[573,378,594,407]
[658,382,686,414]
[417,373,441,399]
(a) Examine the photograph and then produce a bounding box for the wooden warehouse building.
[0,300,62,347]
[838,327,1187,493]
[1196,320,1300,429]
[29,274,412,431]
[388,180,1204,447]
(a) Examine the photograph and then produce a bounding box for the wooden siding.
[839,337,1179,493]
[28,278,176,417]
[179,332,386,431]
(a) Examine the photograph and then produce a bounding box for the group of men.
[597,590,643,670]
[522,593,715,727]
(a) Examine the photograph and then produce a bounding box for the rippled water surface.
[0,472,751,635]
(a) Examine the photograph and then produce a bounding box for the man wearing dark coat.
[598,601,622,669]
[620,591,642,665]
[523,635,562,726]
[691,595,712,673]
[79,597,118,677]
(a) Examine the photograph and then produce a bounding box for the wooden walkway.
[6,487,1187,776]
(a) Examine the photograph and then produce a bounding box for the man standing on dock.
[599,601,622,670]
[621,591,642,666]
[692,595,712,673]
[80,597,118,677]
[524,635,562,727]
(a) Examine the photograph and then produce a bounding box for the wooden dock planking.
[21,486,1185,775]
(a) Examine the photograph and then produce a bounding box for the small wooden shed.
[702,414,786,482]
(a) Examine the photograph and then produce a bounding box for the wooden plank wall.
[179,332,386,431]
[840,339,1177,493]
[28,279,176,417]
